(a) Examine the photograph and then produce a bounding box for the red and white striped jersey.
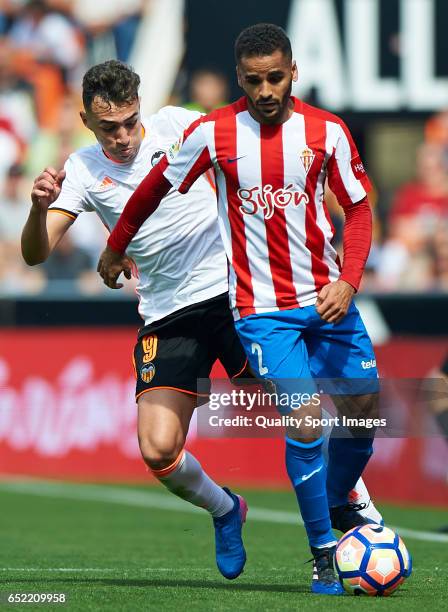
[163,96,371,320]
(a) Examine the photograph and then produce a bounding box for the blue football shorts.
[234,302,379,396]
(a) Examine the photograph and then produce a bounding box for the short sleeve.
[326,122,372,208]
[162,118,213,194]
[48,155,91,219]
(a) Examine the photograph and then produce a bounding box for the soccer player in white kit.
[22,59,381,582]
[21,60,249,581]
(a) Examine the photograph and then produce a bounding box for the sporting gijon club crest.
[300,147,315,175]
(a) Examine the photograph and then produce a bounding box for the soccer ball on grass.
[335,524,412,596]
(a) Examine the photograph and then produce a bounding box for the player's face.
[237,50,297,125]
[81,97,143,163]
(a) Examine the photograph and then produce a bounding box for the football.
[335,524,412,596]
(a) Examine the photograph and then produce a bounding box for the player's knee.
[139,435,183,471]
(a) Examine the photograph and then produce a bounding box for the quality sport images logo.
[237,184,309,219]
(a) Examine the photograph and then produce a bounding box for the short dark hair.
[234,23,292,63]
[82,60,140,111]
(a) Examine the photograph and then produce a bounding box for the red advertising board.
[0,328,447,506]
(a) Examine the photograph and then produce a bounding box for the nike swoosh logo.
[227,155,246,163]
[301,465,323,482]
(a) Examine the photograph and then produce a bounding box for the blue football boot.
[311,545,344,595]
[212,487,247,579]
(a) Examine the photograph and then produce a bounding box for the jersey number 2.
[251,342,268,375]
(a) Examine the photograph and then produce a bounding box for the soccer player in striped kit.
[98,25,380,595]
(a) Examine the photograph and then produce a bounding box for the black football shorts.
[133,293,248,401]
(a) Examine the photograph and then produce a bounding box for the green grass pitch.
[0,482,446,611]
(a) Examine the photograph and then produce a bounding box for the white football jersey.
[49,106,228,324]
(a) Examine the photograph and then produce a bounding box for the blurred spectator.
[8,0,85,86]
[0,240,45,293]
[432,220,448,290]
[41,231,102,293]
[425,110,448,147]
[26,91,93,176]
[0,36,36,143]
[375,218,434,290]
[185,68,229,114]
[0,116,25,190]
[375,142,448,291]
[42,232,91,279]
[0,162,45,294]
[1,0,86,130]
[70,0,143,63]
[0,1,22,35]
[0,163,29,243]
[68,209,108,269]
[389,143,448,226]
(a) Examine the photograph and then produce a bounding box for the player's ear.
[236,65,242,88]
[79,110,88,128]
[292,60,298,83]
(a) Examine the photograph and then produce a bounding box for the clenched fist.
[31,167,66,210]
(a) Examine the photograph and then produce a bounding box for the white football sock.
[152,450,234,517]
[350,478,384,524]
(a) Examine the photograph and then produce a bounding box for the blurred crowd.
[0,0,144,295]
[371,126,448,293]
[329,109,448,294]
[0,2,447,296]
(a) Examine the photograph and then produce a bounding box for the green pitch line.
[0,482,446,611]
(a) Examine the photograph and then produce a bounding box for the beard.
[249,78,293,125]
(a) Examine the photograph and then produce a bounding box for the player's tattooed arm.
[22,167,68,265]
[97,245,132,289]
[315,279,355,324]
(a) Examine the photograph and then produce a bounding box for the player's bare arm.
[97,244,132,289]
[21,167,71,265]
[316,279,355,324]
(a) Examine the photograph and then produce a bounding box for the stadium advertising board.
[0,328,447,506]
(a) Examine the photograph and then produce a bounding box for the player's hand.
[31,167,66,210]
[97,245,133,289]
[316,279,355,324]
